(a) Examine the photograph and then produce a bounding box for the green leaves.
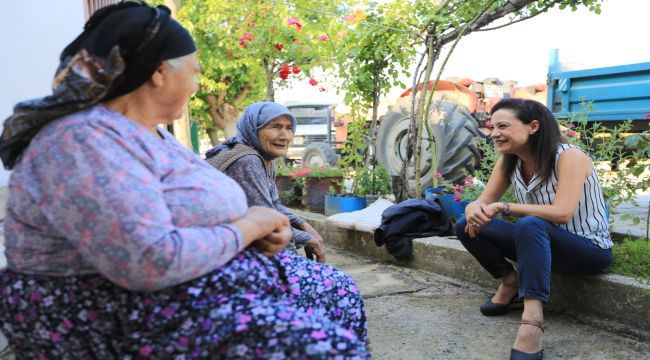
[177,0,350,136]
[557,104,650,229]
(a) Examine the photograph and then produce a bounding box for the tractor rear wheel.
[375,101,482,196]
[301,142,339,166]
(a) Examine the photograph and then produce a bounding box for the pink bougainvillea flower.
[319,87,327,92]
[249,21,255,28]
[319,34,329,42]
[308,78,318,86]
[238,33,253,49]
[343,14,356,22]
[287,17,302,32]
[434,172,443,178]
[566,130,577,137]
[274,43,284,51]
[343,10,367,24]
[291,168,312,177]
[292,66,301,74]
[484,119,492,127]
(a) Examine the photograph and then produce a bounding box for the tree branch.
[205,93,226,130]
[234,83,253,104]
[475,4,553,31]
[216,88,227,107]
[439,0,549,46]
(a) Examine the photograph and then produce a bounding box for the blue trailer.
[547,49,650,132]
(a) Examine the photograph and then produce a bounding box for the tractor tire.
[301,142,339,166]
[375,101,482,196]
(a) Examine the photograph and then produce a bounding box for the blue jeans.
[456,216,612,303]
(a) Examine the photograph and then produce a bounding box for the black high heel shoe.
[509,319,548,360]
[479,282,522,316]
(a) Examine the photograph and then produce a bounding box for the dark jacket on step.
[374,199,450,260]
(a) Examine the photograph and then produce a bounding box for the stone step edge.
[294,210,650,337]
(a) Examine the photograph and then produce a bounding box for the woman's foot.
[512,319,545,354]
[491,280,519,304]
[479,273,520,316]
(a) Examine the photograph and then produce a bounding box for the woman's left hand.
[302,222,326,263]
[483,202,505,218]
[253,225,292,257]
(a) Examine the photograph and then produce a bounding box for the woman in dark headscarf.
[0,1,368,358]
[206,102,326,262]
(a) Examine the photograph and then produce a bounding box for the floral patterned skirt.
[0,250,368,359]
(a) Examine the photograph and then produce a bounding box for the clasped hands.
[464,201,506,238]
[244,206,293,257]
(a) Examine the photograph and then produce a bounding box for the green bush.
[609,237,650,283]
[353,165,392,196]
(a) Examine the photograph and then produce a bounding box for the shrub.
[609,236,650,283]
[352,164,392,196]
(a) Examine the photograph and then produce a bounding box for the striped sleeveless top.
[510,143,612,249]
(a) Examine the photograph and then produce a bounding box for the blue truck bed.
[547,49,650,127]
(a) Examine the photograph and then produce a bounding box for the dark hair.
[490,98,563,182]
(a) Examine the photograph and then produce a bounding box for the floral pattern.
[0,106,368,358]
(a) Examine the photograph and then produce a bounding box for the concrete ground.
[327,247,650,360]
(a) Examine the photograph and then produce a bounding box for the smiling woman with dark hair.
[456,98,612,360]
[0,2,368,358]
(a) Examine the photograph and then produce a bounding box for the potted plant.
[293,164,344,213]
[352,164,391,204]
[274,162,303,207]
[425,174,474,225]
[324,189,367,216]
[324,164,392,216]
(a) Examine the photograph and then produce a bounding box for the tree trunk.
[264,59,275,101]
[205,94,241,143]
[366,66,381,167]
[206,128,220,146]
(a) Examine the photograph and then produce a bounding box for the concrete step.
[295,209,650,340]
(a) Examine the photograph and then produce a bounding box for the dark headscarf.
[0,0,196,169]
[205,102,297,160]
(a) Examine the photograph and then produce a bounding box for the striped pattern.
[510,144,612,249]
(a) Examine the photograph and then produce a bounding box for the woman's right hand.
[232,206,290,249]
[464,202,492,238]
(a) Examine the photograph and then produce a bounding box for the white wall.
[0,0,85,186]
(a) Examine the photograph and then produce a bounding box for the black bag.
[373,198,450,260]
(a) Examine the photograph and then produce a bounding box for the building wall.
[0,1,86,186]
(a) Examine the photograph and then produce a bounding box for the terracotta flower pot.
[304,177,341,213]
[275,175,302,207]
